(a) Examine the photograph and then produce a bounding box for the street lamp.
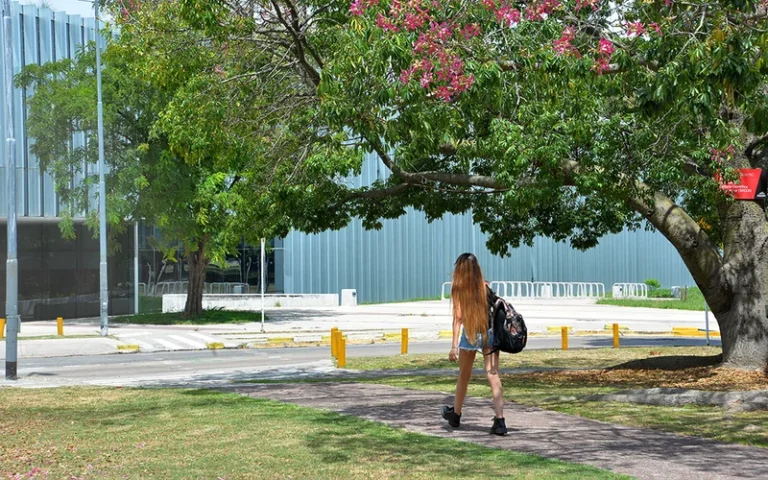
[78,0,108,335]
[3,0,18,380]
[94,0,108,337]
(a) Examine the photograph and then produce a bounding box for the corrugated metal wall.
[0,2,102,219]
[283,153,695,303]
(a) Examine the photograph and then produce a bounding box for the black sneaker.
[441,406,461,428]
[490,417,508,436]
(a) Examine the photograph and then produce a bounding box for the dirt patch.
[510,358,768,391]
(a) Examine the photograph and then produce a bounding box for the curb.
[672,327,720,337]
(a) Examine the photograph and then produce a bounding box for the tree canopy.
[158,0,768,367]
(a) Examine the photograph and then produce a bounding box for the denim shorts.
[458,328,494,351]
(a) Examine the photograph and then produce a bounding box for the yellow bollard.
[561,326,568,350]
[613,323,620,348]
[401,328,409,355]
[330,327,338,358]
[0,318,5,340]
[57,317,64,336]
[333,330,342,360]
[338,337,347,368]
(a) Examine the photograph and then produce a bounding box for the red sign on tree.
[717,169,763,200]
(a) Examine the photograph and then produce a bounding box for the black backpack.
[486,286,527,354]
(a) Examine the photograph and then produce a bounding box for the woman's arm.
[450,304,461,362]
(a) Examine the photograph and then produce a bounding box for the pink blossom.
[525,0,562,21]
[430,21,453,41]
[435,86,453,101]
[389,0,403,16]
[650,22,662,35]
[461,23,482,39]
[420,71,434,88]
[575,0,599,12]
[598,38,614,56]
[592,57,610,74]
[482,0,497,10]
[404,12,426,30]
[553,27,580,57]
[664,0,671,6]
[627,21,646,36]
[349,0,365,16]
[399,66,416,84]
[449,58,464,76]
[413,33,431,53]
[376,14,399,32]
[496,6,521,26]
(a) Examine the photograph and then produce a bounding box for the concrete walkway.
[236,382,767,480]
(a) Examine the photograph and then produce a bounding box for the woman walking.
[441,253,507,435]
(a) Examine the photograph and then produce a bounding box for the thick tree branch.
[626,184,727,311]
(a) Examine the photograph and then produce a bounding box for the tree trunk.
[184,239,209,317]
[710,201,768,370]
[628,183,768,369]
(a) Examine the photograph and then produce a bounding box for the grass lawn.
[139,295,163,314]
[337,347,768,448]
[0,388,626,480]
[347,346,723,371]
[112,309,264,325]
[597,288,707,311]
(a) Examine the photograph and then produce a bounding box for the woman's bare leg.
[483,349,504,418]
[454,348,476,414]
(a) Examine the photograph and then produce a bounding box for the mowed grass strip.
[0,387,627,480]
[347,346,723,371]
[597,288,707,311]
[112,309,264,325]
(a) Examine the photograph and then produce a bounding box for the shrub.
[644,279,661,291]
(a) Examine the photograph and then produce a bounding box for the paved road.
[2,336,720,388]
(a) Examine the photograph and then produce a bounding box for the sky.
[19,0,98,18]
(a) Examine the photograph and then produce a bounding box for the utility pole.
[3,0,18,380]
[95,0,108,336]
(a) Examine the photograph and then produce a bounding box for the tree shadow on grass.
[607,354,723,371]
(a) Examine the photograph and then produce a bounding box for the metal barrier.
[151,281,252,296]
[442,281,606,299]
[441,282,452,301]
[611,283,648,299]
[490,281,534,298]
[208,282,250,294]
[154,281,189,296]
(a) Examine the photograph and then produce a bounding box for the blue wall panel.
[0,2,103,220]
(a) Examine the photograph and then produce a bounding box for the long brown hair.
[451,253,487,346]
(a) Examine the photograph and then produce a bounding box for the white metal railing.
[441,282,452,301]
[441,281,606,300]
[490,281,534,298]
[151,281,252,296]
[611,283,648,299]
[207,282,251,294]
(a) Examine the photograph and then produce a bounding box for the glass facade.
[0,220,135,320]
[136,222,283,313]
